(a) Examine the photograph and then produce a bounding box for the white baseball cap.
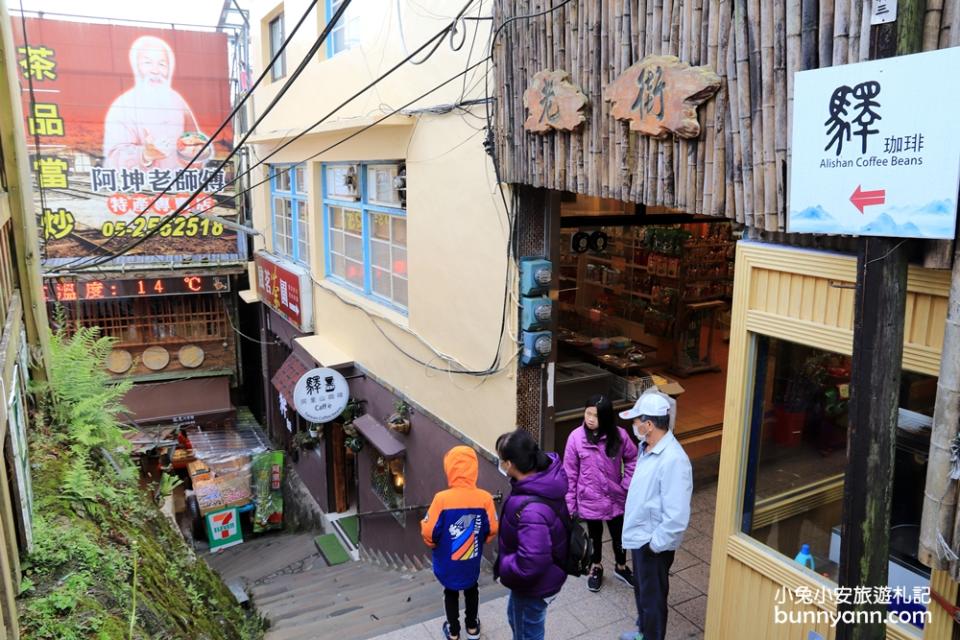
[619,392,671,420]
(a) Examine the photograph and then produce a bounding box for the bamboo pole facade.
[493,0,960,232]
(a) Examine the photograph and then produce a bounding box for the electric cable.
[16,1,49,260]
[56,0,354,273]
[58,0,479,273]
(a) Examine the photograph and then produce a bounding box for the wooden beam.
[836,5,925,638]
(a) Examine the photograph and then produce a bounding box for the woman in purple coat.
[563,394,638,592]
[495,429,569,640]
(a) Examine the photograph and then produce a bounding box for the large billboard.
[12,18,243,267]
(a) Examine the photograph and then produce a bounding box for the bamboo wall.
[493,0,960,232]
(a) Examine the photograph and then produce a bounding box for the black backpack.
[518,497,593,577]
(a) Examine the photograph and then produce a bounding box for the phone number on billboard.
[100,217,225,238]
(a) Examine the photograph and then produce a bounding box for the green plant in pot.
[387,400,412,435]
[293,429,319,450]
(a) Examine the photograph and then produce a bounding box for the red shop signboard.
[254,252,313,332]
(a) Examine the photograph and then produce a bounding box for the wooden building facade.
[493,1,960,638]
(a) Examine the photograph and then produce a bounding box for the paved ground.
[370,480,718,640]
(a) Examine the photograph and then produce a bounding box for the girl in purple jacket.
[563,394,638,592]
[495,429,569,640]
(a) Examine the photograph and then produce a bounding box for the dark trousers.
[630,544,675,640]
[443,583,479,636]
[584,515,626,566]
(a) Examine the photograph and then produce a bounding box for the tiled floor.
[370,481,718,640]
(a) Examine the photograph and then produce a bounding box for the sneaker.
[613,564,636,587]
[465,621,481,640]
[442,621,459,640]
[618,633,644,640]
[587,565,603,592]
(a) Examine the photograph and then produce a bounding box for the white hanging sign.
[293,367,349,424]
[870,0,897,25]
[788,47,960,239]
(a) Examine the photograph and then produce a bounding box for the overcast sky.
[15,0,236,29]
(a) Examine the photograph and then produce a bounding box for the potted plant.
[774,354,827,447]
[293,430,319,450]
[387,400,412,435]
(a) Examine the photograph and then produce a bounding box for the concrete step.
[255,571,418,615]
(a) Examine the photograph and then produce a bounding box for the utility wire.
[16,2,49,260]
[60,0,476,273]
[56,0,351,272]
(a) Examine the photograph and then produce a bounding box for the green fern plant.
[31,324,136,505]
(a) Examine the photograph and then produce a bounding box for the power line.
[60,0,478,274]
[59,0,354,273]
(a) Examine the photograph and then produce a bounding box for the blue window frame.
[325,0,359,57]
[270,164,309,265]
[322,162,407,312]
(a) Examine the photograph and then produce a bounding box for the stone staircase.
[205,532,504,640]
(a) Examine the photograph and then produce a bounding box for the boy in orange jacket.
[421,446,499,640]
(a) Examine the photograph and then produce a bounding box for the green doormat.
[315,533,350,566]
[338,515,359,547]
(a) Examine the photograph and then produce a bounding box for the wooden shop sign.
[523,70,588,134]
[606,55,720,139]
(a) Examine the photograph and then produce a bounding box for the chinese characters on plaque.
[522,70,588,134]
[606,55,720,138]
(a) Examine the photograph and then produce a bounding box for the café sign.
[788,47,960,239]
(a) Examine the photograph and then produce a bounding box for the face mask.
[633,423,649,445]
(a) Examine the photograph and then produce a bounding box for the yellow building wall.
[247,1,517,453]
[707,241,955,640]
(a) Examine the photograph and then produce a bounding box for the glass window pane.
[371,240,390,270]
[345,259,364,287]
[332,27,345,54]
[275,168,291,192]
[391,246,407,277]
[367,164,401,207]
[330,206,343,230]
[344,235,362,261]
[392,217,406,246]
[372,267,391,297]
[371,213,391,240]
[294,165,306,193]
[344,209,362,234]
[329,229,344,254]
[741,335,935,591]
[331,253,346,278]
[392,276,407,307]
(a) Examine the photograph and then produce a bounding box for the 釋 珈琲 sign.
[205,507,242,552]
[293,367,348,424]
[254,252,313,332]
[788,47,960,239]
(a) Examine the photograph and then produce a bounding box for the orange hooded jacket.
[421,446,499,590]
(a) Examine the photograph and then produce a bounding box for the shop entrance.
[552,194,737,463]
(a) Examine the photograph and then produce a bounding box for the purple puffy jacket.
[496,453,569,599]
[563,425,638,521]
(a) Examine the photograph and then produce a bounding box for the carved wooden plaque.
[606,55,721,139]
[523,70,588,134]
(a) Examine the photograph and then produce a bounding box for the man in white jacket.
[618,392,693,640]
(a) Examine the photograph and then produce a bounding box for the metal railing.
[354,490,503,518]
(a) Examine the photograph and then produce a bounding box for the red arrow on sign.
[850,185,886,214]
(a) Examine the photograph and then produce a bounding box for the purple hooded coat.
[496,453,569,599]
[563,425,638,521]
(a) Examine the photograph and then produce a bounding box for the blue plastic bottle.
[794,543,815,570]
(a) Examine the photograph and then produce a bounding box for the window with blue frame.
[270,164,309,264]
[323,162,407,310]
[327,0,360,56]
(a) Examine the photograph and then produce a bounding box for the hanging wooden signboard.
[606,55,720,139]
[523,70,588,134]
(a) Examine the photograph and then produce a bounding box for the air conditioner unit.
[367,163,405,208]
[327,164,360,200]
